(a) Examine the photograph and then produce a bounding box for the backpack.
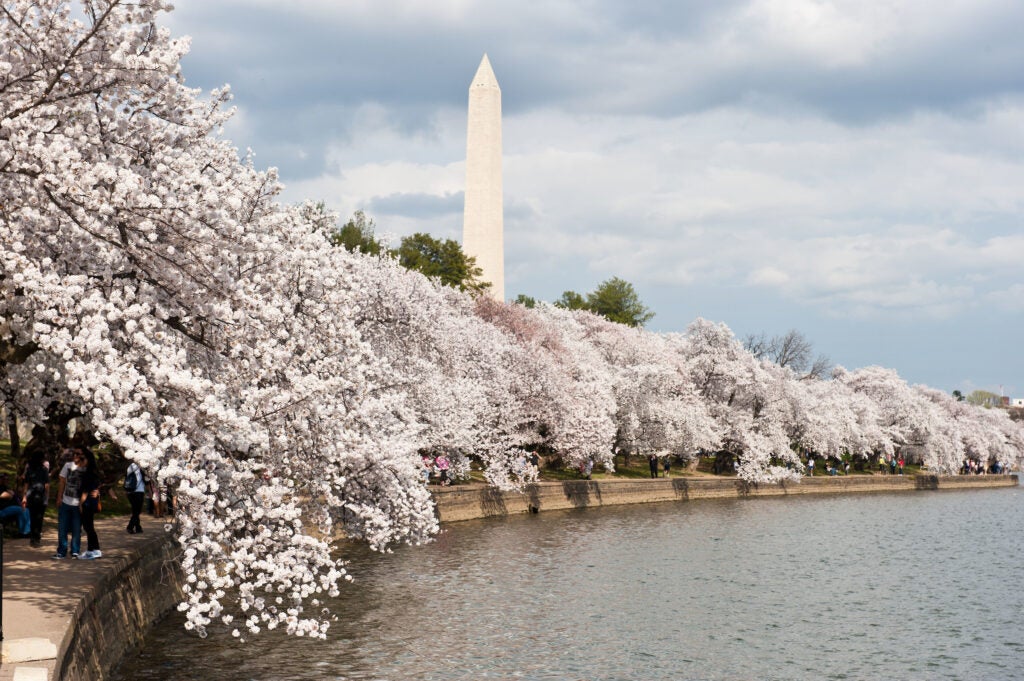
[25,464,49,504]
[124,464,142,491]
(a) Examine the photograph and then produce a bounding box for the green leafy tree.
[553,278,654,327]
[585,277,655,327]
[392,233,490,294]
[514,294,537,308]
[554,290,588,311]
[331,210,384,256]
[966,390,1001,408]
[952,389,965,402]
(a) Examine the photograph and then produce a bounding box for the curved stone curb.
[432,474,1020,522]
[56,529,183,681]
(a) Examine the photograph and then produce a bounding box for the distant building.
[1012,398,1024,407]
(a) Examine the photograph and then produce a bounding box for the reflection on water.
[114,487,1024,680]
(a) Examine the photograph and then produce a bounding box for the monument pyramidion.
[462,54,504,301]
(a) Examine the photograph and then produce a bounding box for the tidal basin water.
[115,485,1023,681]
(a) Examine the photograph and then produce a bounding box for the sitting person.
[0,472,32,537]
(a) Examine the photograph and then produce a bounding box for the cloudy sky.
[164,0,1023,395]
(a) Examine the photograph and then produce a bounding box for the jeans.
[0,505,31,535]
[57,502,82,556]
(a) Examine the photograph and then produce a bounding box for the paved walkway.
[1,515,167,681]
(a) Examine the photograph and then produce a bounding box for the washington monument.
[462,54,504,301]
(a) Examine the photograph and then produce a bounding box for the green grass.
[0,439,16,479]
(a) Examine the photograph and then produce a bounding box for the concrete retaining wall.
[58,533,185,681]
[433,474,1019,522]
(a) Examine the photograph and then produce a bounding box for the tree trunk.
[6,410,20,462]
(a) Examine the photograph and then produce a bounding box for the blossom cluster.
[2,1,1021,640]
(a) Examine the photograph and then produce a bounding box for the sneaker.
[90,550,102,559]
[52,553,66,560]
[71,553,80,559]
[80,551,95,560]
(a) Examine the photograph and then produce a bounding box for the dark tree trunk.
[7,411,20,462]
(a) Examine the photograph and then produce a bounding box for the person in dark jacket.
[78,449,103,560]
[23,452,51,547]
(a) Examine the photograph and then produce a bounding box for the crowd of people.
[1,444,173,560]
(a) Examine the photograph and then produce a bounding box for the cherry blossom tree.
[571,314,719,464]
[1,0,436,638]
[916,385,1024,473]
[834,366,934,457]
[474,299,618,472]
[677,319,800,482]
[328,242,544,489]
[3,0,1020,646]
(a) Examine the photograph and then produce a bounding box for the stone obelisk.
[462,54,504,301]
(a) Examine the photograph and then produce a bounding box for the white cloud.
[279,95,1024,322]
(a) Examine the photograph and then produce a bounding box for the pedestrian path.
[1,516,166,681]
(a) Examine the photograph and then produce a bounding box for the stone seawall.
[432,474,1020,523]
[58,532,185,681]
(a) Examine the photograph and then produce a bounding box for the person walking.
[125,460,146,533]
[54,448,84,559]
[78,449,103,559]
[23,451,50,547]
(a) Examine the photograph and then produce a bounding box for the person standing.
[125,460,146,534]
[583,457,594,480]
[149,473,164,517]
[54,449,84,559]
[23,451,50,547]
[435,453,451,486]
[649,454,659,478]
[79,449,103,559]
